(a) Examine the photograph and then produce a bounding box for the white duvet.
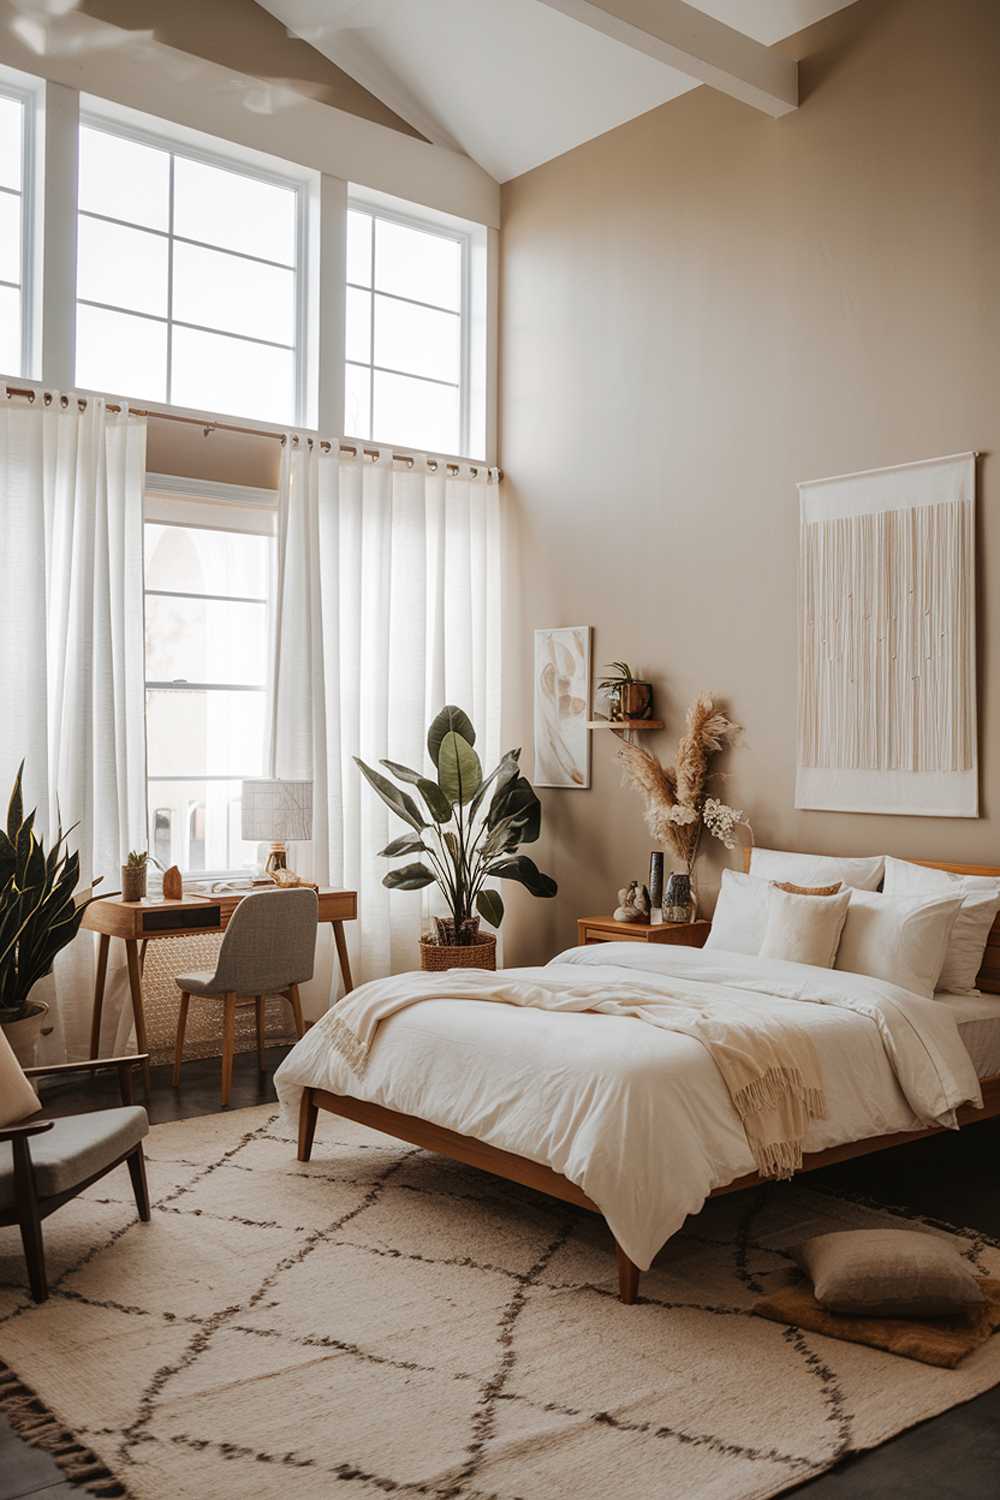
[274,943,982,1269]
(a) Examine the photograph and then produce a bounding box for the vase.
[121,863,147,902]
[2,998,50,1068]
[663,871,693,924]
[647,851,664,912]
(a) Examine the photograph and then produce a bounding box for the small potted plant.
[597,661,654,722]
[356,705,557,970]
[1,762,105,1065]
[122,849,156,903]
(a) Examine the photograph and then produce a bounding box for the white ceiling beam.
[534,0,798,117]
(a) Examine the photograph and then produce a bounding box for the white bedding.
[274,942,982,1270]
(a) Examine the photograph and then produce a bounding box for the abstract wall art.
[533,626,591,789]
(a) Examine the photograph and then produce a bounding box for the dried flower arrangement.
[618,695,749,899]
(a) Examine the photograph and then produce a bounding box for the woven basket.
[419,934,497,972]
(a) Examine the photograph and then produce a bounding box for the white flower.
[703,797,746,850]
[667,803,699,826]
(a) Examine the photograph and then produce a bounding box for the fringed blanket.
[326,968,825,1180]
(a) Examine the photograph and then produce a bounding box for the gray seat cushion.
[0,1106,148,1209]
[174,968,221,997]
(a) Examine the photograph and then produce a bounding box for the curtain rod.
[1,385,502,480]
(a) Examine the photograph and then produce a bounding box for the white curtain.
[269,443,502,1002]
[0,393,148,1060]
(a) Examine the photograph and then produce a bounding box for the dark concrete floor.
[2,1052,999,1499]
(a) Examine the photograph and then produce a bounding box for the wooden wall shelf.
[587,719,664,731]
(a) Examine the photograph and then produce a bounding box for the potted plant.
[355,705,557,971]
[122,849,160,902]
[1,763,105,1065]
[597,661,653,722]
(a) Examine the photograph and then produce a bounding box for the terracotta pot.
[2,999,50,1067]
[419,934,497,972]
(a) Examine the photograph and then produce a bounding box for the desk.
[84,889,357,1097]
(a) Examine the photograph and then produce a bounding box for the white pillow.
[750,848,884,892]
[705,869,771,955]
[759,886,852,969]
[882,856,1000,994]
[0,1027,41,1128]
[835,891,963,998]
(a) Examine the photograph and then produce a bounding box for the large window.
[76,119,305,423]
[143,499,274,878]
[345,203,467,456]
[0,80,35,378]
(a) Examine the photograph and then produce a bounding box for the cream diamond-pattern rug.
[2,1105,999,1500]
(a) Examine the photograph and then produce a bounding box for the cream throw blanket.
[326,968,826,1179]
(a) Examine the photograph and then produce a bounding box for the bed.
[275,859,1000,1304]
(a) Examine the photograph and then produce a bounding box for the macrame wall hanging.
[796,452,977,817]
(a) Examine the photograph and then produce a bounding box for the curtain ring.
[42,391,52,406]
[60,394,69,408]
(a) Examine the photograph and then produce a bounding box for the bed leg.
[297,1089,319,1162]
[616,1241,640,1305]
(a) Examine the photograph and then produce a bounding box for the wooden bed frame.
[296,857,1000,1305]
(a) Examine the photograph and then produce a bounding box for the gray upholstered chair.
[0,1054,150,1303]
[173,887,318,1106]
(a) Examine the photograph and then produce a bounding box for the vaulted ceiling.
[254,0,861,182]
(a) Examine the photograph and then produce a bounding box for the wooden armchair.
[0,1054,151,1303]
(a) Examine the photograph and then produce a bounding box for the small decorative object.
[241,778,314,879]
[614,881,650,923]
[597,661,653,723]
[647,850,664,913]
[618,694,743,915]
[356,704,558,971]
[162,864,183,900]
[663,871,693,924]
[533,626,591,789]
[1,761,104,1065]
[122,850,153,903]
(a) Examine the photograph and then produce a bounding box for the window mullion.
[368,215,376,440]
[165,151,175,404]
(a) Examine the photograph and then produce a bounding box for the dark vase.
[648,851,664,910]
[664,871,693,923]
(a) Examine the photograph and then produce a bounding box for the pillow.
[0,1027,41,1128]
[883,856,1000,994]
[772,880,842,897]
[758,886,852,969]
[835,890,963,998]
[705,870,770,955]
[750,848,884,892]
[793,1229,985,1317]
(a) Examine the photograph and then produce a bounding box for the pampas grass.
[619,694,741,871]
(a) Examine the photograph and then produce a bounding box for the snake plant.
[355,705,557,944]
[0,762,104,1024]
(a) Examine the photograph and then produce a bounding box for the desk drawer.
[581,926,647,945]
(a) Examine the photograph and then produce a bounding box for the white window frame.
[77,106,312,425]
[143,474,277,886]
[346,193,472,458]
[0,68,40,379]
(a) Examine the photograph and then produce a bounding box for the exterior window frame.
[345,194,471,457]
[77,108,311,424]
[0,72,39,379]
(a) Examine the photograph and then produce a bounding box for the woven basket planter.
[419,934,497,972]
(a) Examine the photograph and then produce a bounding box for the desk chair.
[173,887,318,1106]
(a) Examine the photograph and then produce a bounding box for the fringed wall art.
[796,452,977,816]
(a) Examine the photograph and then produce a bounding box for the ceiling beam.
[534,0,798,117]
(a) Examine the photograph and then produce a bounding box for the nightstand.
[577,916,711,948]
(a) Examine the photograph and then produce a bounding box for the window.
[143,498,274,878]
[76,117,306,423]
[0,79,35,378]
[345,203,467,456]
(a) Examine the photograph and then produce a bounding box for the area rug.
[2,1105,999,1500]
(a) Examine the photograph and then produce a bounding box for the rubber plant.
[355,705,557,945]
[0,762,105,1024]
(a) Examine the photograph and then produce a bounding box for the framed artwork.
[796,451,977,816]
[533,626,591,789]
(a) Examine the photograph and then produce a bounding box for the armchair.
[0,1054,151,1302]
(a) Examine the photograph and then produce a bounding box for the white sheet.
[275,943,982,1270]
[939,990,1000,1079]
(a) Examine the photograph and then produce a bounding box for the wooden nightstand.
[577,916,711,948]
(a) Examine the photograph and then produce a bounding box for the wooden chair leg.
[127,1145,151,1222]
[172,992,190,1087]
[221,993,237,1107]
[297,1088,318,1162]
[12,1137,47,1303]
[616,1240,640,1305]
[287,984,305,1040]
[254,995,265,1072]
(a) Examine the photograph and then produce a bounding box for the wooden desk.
[84,888,357,1097]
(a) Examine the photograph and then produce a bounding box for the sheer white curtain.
[0,393,148,1060]
[269,442,502,1002]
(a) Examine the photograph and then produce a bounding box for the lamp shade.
[241,779,313,843]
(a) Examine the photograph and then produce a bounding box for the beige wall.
[498,0,1000,965]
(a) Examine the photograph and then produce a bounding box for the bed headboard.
[739,850,1000,995]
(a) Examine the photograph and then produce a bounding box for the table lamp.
[241,779,314,881]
